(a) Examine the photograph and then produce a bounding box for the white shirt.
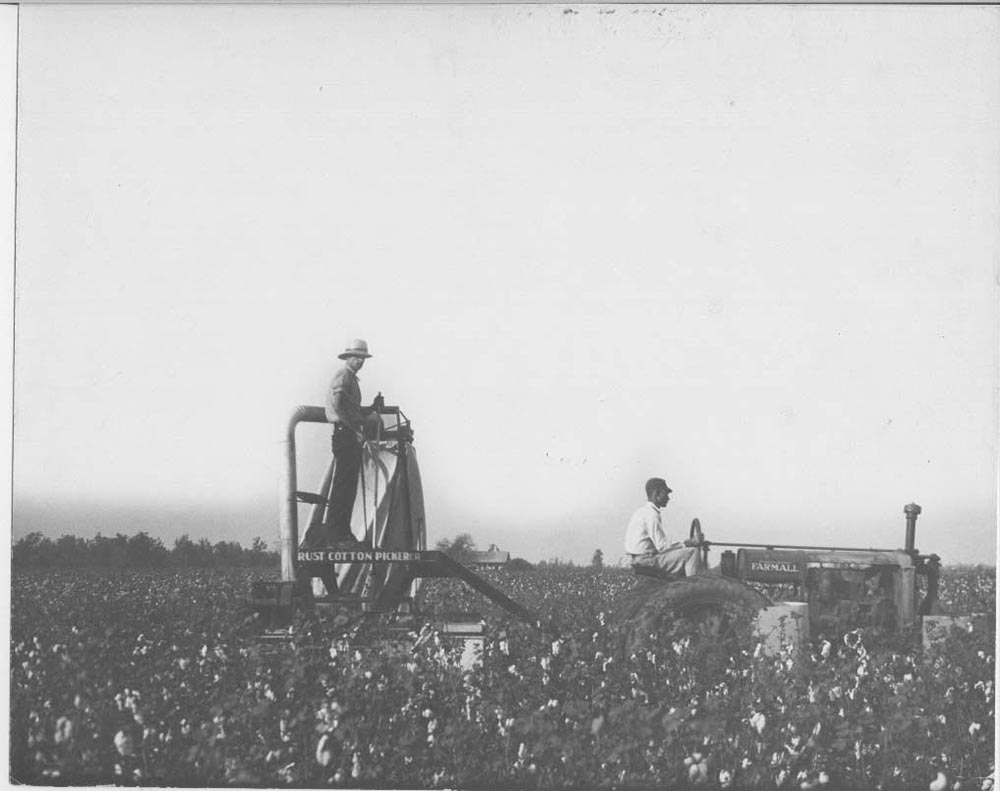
[624,501,673,555]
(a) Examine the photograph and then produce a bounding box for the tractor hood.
[738,548,916,584]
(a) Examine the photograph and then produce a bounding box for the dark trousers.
[327,428,362,539]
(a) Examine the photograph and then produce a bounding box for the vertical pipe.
[904,502,921,552]
[280,418,299,583]
[278,405,330,583]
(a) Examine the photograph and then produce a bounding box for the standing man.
[624,478,706,576]
[324,339,373,547]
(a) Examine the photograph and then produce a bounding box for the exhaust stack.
[904,502,922,552]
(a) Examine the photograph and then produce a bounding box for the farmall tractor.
[613,506,975,659]
[249,397,981,658]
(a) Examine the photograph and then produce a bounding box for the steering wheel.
[690,518,710,567]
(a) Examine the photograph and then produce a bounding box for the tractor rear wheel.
[615,576,771,675]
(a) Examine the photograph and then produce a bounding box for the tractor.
[615,505,990,657]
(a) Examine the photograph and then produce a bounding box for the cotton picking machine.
[248,394,987,661]
[616,506,992,657]
[247,395,541,651]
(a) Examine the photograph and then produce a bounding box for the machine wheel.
[615,576,771,673]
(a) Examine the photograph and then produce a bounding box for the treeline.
[12,532,279,570]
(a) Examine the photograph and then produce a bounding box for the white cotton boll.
[113,730,134,757]
[929,771,948,791]
[686,758,708,784]
[53,717,73,744]
[315,734,334,767]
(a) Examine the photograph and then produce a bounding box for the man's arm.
[326,369,365,434]
[650,511,672,553]
[329,390,365,434]
[625,508,654,554]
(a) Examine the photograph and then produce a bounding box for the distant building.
[469,549,510,568]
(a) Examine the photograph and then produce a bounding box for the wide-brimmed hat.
[338,339,372,360]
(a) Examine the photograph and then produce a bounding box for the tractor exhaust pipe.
[904,502,922,552]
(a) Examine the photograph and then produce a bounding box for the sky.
[10,4,1000,567]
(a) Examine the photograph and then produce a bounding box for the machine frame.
[250,398,539,637]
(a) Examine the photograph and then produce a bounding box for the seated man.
[624,478,706,576]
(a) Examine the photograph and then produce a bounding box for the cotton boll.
[929,772,948,791]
